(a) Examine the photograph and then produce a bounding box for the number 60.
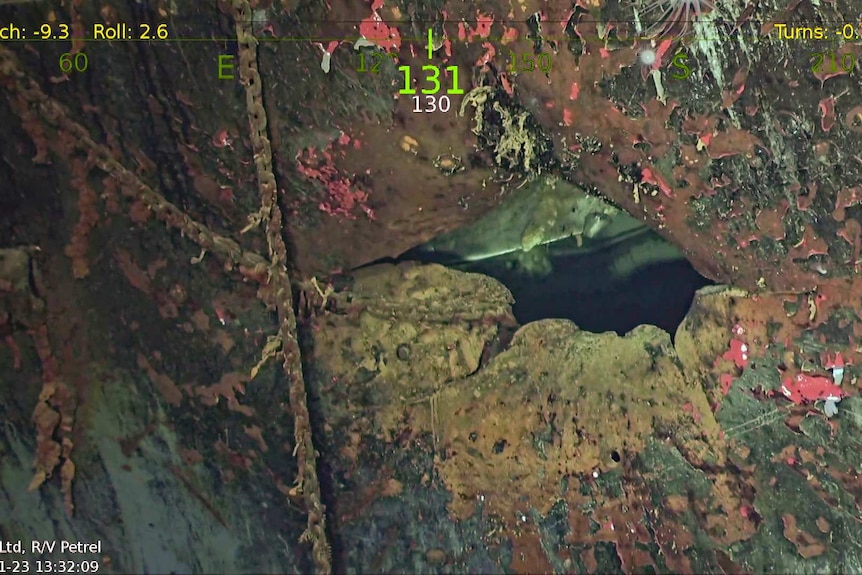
[59,52,88,73]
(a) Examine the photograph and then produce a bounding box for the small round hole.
[610,450,621,463]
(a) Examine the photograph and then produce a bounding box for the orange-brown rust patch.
[191,309,210,331]
[335,471,406,525]
[796,447,820,466]
[564,480,664,571]
[114,249,152,295]
[816,516,831,533]
[833,186,862,221]
[179,447,204,466]
[136,353,183,406]
[509,529,555,574]
[243,424,269,452]
[128,199,151,224]
[380,477,403,497]
[721,68,749,110]
[194,371,254,416]
[339,431,363,463]
[665,494,690,514]
[703,473,758,545]
[565,497,593,543]
[211,329,235,354]
[581,546,597,573]
[673,160,708,197]
[787,227,829,260]
[836,219,862,265]
[652,515,695,574]
[704,125,764,160]
[409,321,723,525]
[732,443,751,462]
[782,513,827,558]
[824,465,862,515]
[213,439,254,473]
[192,173,235,216]
[604,505,657,571]
[774,444,799,464]
[64,161,101,280]
[755,200,789,240]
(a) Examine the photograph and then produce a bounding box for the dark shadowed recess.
[396,232,714,337]
[476,255,713,336]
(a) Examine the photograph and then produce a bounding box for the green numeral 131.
[399,65,464,95]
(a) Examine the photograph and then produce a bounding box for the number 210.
[399,65,464,95]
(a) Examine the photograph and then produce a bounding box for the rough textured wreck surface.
[261,0,862,291]
[2,0,862,573]
[303,265,862,573]
[0,242,311,572]
[0,0,852,290]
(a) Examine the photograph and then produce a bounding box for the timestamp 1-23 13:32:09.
[0,560,100,573]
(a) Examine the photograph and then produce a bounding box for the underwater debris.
[634,0,715,39]
[492,102,541,173]
[823,352,845,385]
[823,398,839,418]
[459,85,495,135]
[459,84,549,175]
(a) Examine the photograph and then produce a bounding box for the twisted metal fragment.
[230,2,332,572]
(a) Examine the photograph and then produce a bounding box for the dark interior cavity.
[399,228,714,337]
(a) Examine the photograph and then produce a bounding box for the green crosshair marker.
[427,28,433,59]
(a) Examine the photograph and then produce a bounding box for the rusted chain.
[1,33,332,568]
[0,46,270,283]
[230,2,332,572]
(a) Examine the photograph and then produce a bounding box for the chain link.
[230,2,333,572]
[0,46,269,281]
[0,27,331,571]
